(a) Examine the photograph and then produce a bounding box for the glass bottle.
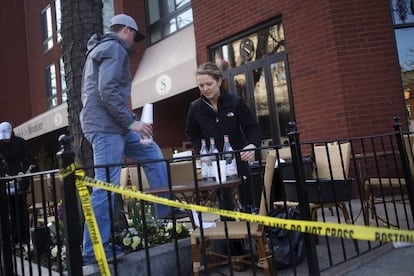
[199,139,210,182]
[209,137,219,181]
[222,135,238,180]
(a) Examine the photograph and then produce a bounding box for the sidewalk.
[322,243,414,276]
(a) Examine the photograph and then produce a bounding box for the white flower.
[61,246,66,260]
[176,223,183,234]
[123,235,132,246]
[51,245,58,258]
[166,222,173,230]
[131,236,141,250]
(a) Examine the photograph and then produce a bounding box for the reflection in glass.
[60,57,67,102]
[215,22,285,71]
[177,9,193,28]
[45,64,57,109]
[392,0,414,130]
[147,0,192,43]
[252,69,271,140]
[41,6,53,52]
[234,74,247,103]
[272,61,290,143]
[391,0,414,24]
[395,28,414,71]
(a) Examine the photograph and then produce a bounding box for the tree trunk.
[60,0,103,174]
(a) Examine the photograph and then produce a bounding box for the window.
[41,5,53,52]
[59,57,67,102]
[390,0,414,129]
[55,0,62,42]
[146,0,193,44]
[209,20,292,145]
[45,64,58,108]
[211,22,286,71]
[102,0,114,33]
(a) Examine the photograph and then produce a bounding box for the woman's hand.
[240,144,256,161]
[129,120,153,137]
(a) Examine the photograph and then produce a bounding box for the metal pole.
[287,122,320,275]
[56,134,83,275]
[0,159,13,275]
[393,117,414,223]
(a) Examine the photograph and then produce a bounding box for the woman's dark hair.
[196,62,223,81]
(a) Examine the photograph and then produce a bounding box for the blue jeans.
[82,131,170,259]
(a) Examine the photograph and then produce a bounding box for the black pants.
[9,192,29,244]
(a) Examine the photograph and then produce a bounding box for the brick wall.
[192,0,405,141]
[0,1,32,125]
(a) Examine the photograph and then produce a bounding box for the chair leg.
[311,207,320,244]
[256,236,272,276]
[191,238,202,276]
[339,203,351,223]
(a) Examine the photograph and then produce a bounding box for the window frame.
[41,5,54,52]
[45,63,58,109]
[145,0,193,44]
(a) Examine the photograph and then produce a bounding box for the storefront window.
[211,19,292,146]
[391,0,414,129]
[213,22,285,71]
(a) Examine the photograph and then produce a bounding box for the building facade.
[0,0,413,167]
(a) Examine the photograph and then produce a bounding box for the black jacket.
[0,135,33,176]
[186,87,262,153]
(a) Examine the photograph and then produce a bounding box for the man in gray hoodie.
[80,14,170,264]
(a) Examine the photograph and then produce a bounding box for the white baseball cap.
[0,122,12,140]
[110,14,145,42]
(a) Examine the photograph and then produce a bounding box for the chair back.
[128,167,150,189]
[259,150,277,216]
[403,134,414,174]
[170,161,195,184]
[313,142,351,179]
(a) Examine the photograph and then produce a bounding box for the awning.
[131,24,197,109]
[14,102,68,140]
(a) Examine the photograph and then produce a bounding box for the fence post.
[287,122,320,275]
[0,158,13,275]
[56,134,83,275]
[393,117,414,222]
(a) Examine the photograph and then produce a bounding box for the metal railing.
[0,118,413,275]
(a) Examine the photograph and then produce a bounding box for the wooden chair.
[27,174,62,226]
[190,151,275,276]
[310,142,352,223]
[273,143,352,226]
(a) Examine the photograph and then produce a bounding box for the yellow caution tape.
[76,173,414,243]
[60,164,414,275]
[74,170,110,276]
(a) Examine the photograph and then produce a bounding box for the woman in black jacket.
[186,62,262,212]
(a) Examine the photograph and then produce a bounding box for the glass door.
[225,55,294,147]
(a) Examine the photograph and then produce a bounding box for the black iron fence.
[0,118,413,275]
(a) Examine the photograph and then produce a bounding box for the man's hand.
[129,120,153,137]
[240,144,256,161]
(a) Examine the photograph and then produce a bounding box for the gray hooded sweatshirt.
[80,32,137,135]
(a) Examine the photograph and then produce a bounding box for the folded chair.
[190,151,276,276]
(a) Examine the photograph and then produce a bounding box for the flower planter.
[83,237,192,276]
